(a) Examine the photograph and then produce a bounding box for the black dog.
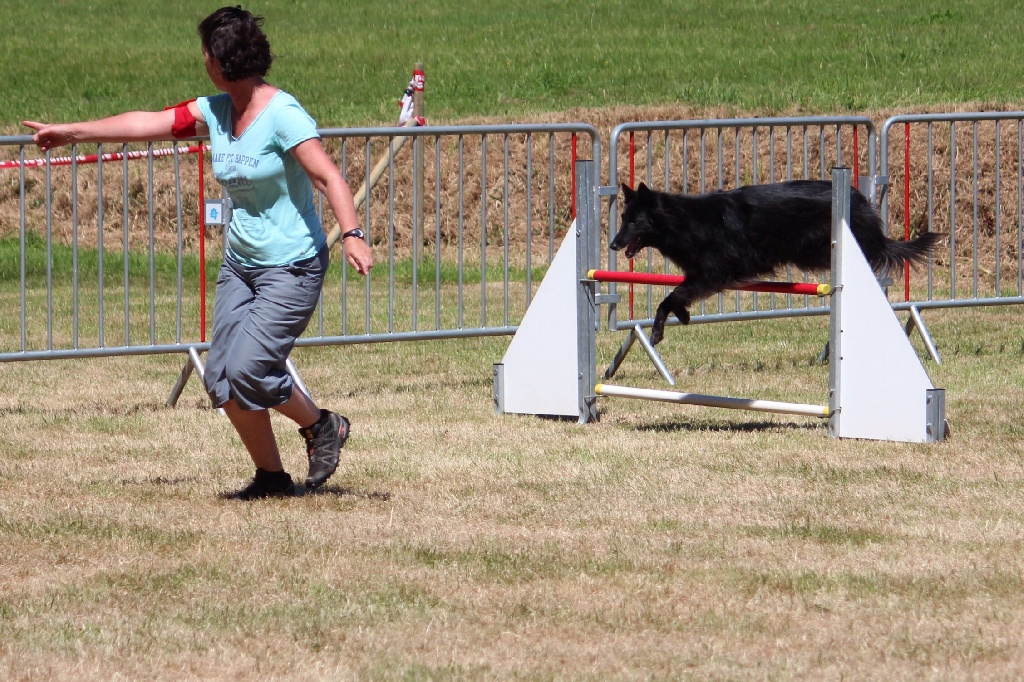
[611,181,942,345]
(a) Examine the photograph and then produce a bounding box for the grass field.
[4,1,1024,128]
[3,1,1024,679]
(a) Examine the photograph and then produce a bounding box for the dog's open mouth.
[624,238,642,259]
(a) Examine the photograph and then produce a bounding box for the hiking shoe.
[225,468,296,500]
[299,409,350,489]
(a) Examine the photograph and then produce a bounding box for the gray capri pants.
[204,247,329,410]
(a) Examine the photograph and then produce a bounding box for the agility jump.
[493,166,946,443]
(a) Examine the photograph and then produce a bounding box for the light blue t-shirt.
[197,91,325,267]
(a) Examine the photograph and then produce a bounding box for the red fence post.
[628,131,636,318]
[853,127,860,191]
[198,146,207,342]
[904,122,911,301]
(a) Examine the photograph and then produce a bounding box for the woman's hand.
[22,121,76,152]
[22,110,184,152]
[342,235,374,275]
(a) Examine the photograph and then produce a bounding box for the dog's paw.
[677,309,691,325]
[650,326,664,346]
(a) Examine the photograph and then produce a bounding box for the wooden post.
[412,63,425,265]
[324,117,418,249]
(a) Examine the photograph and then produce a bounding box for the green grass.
[4,0,1024,129]
[0,235,546,288]
[0,236,554,353]
[0,233,205,284]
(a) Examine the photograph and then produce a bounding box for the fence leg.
[904,305,942,364]
[166,354,196,408]
[286,357,312,398]
[167,346,225,415]
[603,328,635,380]
[634,325,676,386]
[603,324,675,386]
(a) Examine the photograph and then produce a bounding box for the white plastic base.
[830,220,939,442]
[495,221,580,417]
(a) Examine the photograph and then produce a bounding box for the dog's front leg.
[651,290,691,345]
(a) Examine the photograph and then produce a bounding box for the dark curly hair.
[198,6,273,82]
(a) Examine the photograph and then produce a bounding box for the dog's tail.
[876,232,945,273]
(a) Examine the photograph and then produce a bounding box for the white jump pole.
[595,383,830,418]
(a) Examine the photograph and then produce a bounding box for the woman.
[23,6,374,500]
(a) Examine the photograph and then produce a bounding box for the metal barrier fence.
[603,116,876,333]
[2,111,1022,366]
[879,112,1024,314]
[0,124,599,362]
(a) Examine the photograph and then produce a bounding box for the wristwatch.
[341,228,364,240]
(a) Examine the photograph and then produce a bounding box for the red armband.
[165,99,198,139]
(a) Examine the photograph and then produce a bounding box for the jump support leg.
[603,324,676,386]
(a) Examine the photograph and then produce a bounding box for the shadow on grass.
[630,418,826,435]
[525,412,827,434]
[216,484,392,501]
[118,475,199,486]
[296,484,392,501]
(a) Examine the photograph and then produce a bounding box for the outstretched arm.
[23,101,206,152]
[291,138,374,276]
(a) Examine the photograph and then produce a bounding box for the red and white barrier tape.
[0,144,209,170]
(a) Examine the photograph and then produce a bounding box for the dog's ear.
[637,182,651,197]
[621,183,636,202]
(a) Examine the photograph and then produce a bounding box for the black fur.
[611,180,942,345]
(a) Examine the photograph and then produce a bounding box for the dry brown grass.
[1,304,1023,679]
[5,103,1024,276]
